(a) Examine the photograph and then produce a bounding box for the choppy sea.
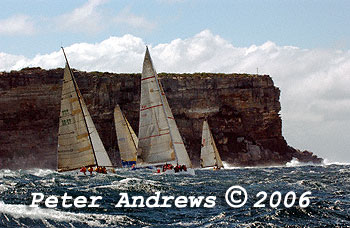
[0,161,349,227]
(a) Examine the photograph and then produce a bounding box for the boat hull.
[121,160,137,168]
[155,168,195,176]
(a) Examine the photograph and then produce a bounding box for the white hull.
[201,166,223,171]
[155,168,195,176]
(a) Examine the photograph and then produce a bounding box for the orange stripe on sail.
[76,133,89,140]
[71,109,82,115]
[141,104,163,111]
[141,76,155,81]
[70,97,78,103]
[78,145,92,152]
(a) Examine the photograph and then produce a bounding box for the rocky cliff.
[0,67,322,169]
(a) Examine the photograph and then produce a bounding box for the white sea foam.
[172,221,202,227]
[119,177,144,184]
[39,178,57,187]
[208,212,226,222]
[222,161,241,169]
[91,177,164,193]
[0,184,8,193]
[286,158,303,167]
[25,169,55,177]
[221,161,283,170]
[0,169,55,178]
[118,178,163,190]
[285,158,319,167]
[223,159,340,169]
[0,169,18,178]
[322,159,350,166]
[0,201,141,227]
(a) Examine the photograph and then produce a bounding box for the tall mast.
[145,47,179,164]
[61,47,99,167]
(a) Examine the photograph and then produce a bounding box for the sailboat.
[200,120,223,170]
[57,47,113,172]
[137,47,193,174]
[114,105,138,168]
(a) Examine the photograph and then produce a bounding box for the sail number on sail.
[61,109,72,126]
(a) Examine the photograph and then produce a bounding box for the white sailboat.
[57,47,113,172]
[137,47,193,173]
[200,120,223,170]
[114,105,138,168]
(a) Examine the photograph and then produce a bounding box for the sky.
[0,0,349,163]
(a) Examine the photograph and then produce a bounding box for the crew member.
[88,166,93,175]
[80,166,86,175]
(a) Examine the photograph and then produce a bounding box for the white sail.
[114,105,138,167]
[82,102,113,167]
[200,120,223,168]
[57,64,96,172]
[57,50,112,171]
[159,83,192,167]
[138,47,192,167]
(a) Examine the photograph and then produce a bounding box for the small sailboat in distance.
[137,47,193,174]
[114,105,138,168]
[200,120,223,170]
[57,47,113,172]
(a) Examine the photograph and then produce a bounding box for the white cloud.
[1,30,349,162]
[0,34,145,72]
[0,52,29,69]
[54,0,156,34]
[56,0,108,34]
[0,15,35,35]
[114,7,156,31]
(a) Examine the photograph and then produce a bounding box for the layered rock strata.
[0,68,322,169]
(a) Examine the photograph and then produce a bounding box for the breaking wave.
[322,159,350,166]
[0,201,147,227]
[0,165,349,227]
[285,158,319,167]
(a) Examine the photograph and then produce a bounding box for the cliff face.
[0,68,322,169]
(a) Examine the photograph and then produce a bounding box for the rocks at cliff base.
[292,149,323,164]
[224,136,321,166]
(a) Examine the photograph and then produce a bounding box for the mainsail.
[200,120,223,168]
[138,47,192,168]
[57,48,112,172]
[114,105,138,167]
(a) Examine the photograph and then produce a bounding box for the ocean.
[0,162,349,227]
